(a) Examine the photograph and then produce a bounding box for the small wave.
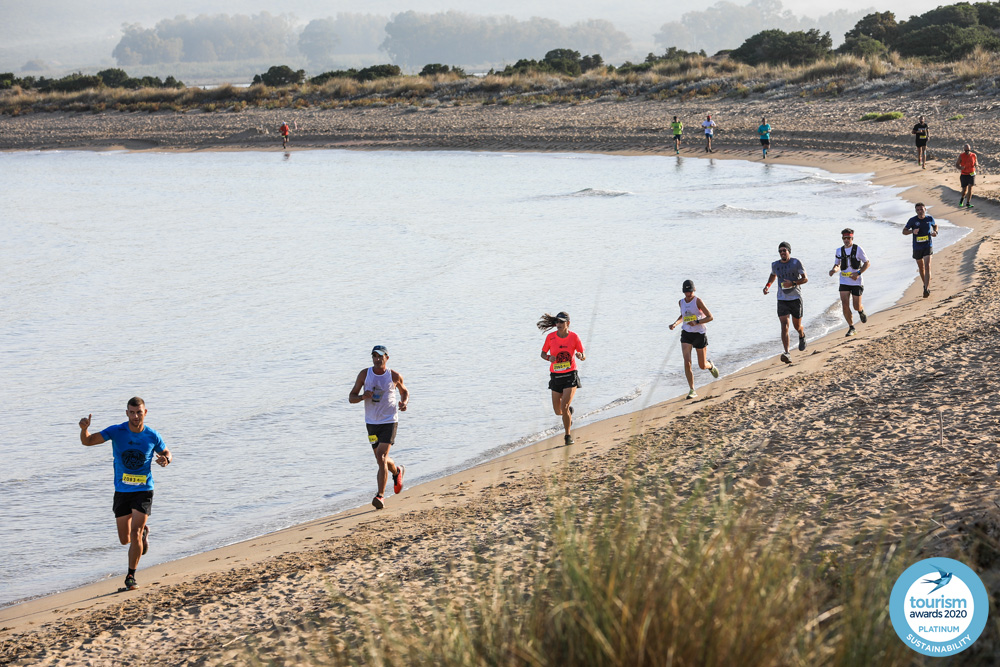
[538,188,631,199]
[689,204,796,219]
[791,173,863,186]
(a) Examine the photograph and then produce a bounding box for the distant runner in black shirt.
[912,116,929,169]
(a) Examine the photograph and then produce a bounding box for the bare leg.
[779,314,791,353]
[853,292,863,316]
[682,342,695,389]
[373,442,397,497]
[840,291,854,326]
[696,346,711,371]
[560,387,577,435]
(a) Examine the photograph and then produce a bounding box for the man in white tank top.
[349,345,409,510]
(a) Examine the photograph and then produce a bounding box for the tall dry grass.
[241,453,948,667]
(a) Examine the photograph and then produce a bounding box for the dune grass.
[1,52,994,115]
[235,437,988,667]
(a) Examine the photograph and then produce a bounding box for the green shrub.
[859,111,904,121]
[252,65,305,86]
[949,114,965,120]
[731,28,833,66]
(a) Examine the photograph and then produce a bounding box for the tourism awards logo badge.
[889,557,989,656]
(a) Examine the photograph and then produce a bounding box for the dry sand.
[2,100,999,665]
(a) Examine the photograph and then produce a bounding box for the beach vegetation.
[859,111,904,121]
[253,65,306,87]
[949,114,965,120]
[730,29,834,66]
[246,447,943,666]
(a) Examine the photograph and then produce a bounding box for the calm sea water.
[0,149,965,605]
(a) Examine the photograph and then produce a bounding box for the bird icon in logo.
[922,567,953,594]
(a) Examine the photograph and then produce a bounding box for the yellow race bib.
[122,473,147,486]
[683,314,698,323]
[368,434,378,445]
[916,235,929,242]
[553,361,571,372]
[840,270,853,278]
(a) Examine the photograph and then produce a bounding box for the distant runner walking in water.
[538,312,586,445]
[702,114,717,153]
[279,121,290,149]
[903,202,938,298]
[349,345,408,510]
[828,228,870,337]
[912,116,929,169]
[671,116,684,154]
[956,144,978,208]
[668,279,720,399]
[78,397,172,591]
[764,241,808,364]
[758,117,771,159]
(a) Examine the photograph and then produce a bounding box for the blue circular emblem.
[890,557,989,656]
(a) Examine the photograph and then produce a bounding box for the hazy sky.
[0,0,960,71]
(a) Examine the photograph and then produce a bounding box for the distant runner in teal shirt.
[758,117,771,159]
[79,396,172,591]
[671,116,683,154]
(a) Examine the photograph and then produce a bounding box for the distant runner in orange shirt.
[279,121,290,149]
[956,143,978,208]
[538,311,586,445]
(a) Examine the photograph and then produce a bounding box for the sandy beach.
[2,100,999,665]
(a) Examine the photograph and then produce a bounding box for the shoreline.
[2,110,999,663]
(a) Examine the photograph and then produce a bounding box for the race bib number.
[122,473,147,486]
[553,361,571,371]
[841,270,854,278]
[916,235,929,242]
[683,314,698,323]
[368,434,378,445]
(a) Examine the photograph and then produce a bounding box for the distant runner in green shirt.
[758,117,771,159]
[671,116,683,154]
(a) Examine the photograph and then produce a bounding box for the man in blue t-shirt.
[79,396,172,591]
[903,202,938,298]
[758,117,771,159]
[763,241,809,364]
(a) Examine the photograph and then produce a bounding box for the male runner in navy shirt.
[903,202,938,298]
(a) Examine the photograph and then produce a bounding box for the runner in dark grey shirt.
[763,241,808,364]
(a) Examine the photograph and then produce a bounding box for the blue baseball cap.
[371,345,388,356]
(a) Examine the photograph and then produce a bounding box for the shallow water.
[0,149,966,605]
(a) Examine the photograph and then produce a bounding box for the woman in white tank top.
[668,279,720,399]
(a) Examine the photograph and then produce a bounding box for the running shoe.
[564,434,574,445]
[372,495,384,510]
[141,525,149,555]
[124,574,138,590]
[393,465,405,495]
[858,310,867,324]
[846,326,856,337]
[780,352,791,364]
[686,389,698,399]
[923,287,931,298]
[798,335,806,351]
[967,202,975,208]
[709,361,720,378]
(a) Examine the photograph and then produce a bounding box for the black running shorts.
[839,284,865,296]
[915,138,928,147]
[913,246,933,260]
[113,490,154,517]
[366,422,398,448]
[961,173,975,187]
[548,371,581,393]
[680,330,708,349]
[776,298,803,319]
